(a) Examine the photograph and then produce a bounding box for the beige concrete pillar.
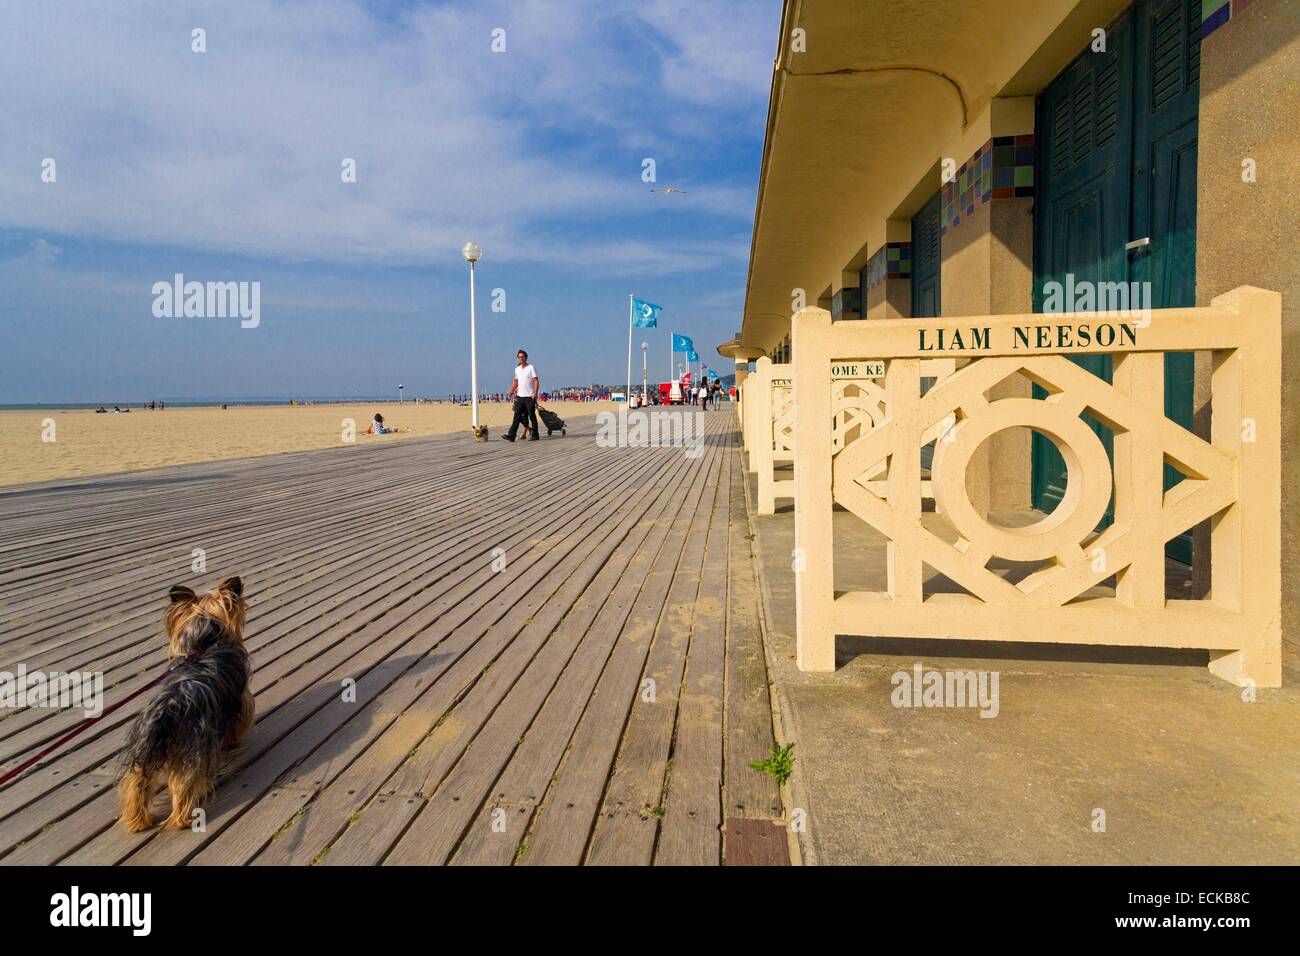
[734,361,749,426]
[750,357,772,484]
[831,270,862,321]
[1205,288,1283,687]
[938,97,1036,513]
[1196,2,1300,671]
[863,220,913,321]
[742,376,752,453]
[791,308,836,670]
[757,367,793,515]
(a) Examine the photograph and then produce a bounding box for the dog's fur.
[117,576,254,832]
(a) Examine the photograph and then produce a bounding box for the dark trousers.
[508,397,538,438]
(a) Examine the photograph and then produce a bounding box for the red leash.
[0,661,177,790]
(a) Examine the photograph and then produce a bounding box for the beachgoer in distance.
[503,349,540,443]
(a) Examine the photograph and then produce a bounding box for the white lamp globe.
[461,241,482,263]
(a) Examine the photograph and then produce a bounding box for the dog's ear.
[217,576,243,598]
[169,584,196,604]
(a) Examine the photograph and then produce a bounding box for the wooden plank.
[0,426,596,610]
[0,447,546,697]
[214,445,697,864]
[722,817,790,866]
[0,436,619,761]
[0,412,777,867]
[79,445,675,864]
[0,471,597,815]
[453,442,724,866]
[5,789,118,865]
[0,429,650,858]
[582,443,740,865]
[1,437,607,661]
[654,435,731,866]
[722,456,783,822]
[344,440,716,865]
[515,445,726,866]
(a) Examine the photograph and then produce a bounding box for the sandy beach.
[0,401,616,487]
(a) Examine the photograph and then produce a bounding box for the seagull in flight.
[650,186,687,194]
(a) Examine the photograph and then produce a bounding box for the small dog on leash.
[117,576,254,832]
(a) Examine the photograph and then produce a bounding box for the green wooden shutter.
[1031,5,1135,520]
[911,191,942,319]
[1134,0,1202,564]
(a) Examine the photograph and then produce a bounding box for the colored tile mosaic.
[865,242,912,289]
[1202,0,1255,39]
[832,286,862,321]
[940,134,1035,236]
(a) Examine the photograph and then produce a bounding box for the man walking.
[503,348,540,442]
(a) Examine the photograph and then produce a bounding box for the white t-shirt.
[514,364,538,398]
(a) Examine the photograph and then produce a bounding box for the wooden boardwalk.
[0,409,787,865]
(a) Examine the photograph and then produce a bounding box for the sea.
[0,397,454,410]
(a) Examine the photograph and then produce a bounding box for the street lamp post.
[461,242,482,431]
[398,383,404,404]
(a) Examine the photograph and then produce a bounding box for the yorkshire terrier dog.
[117,576,254,832]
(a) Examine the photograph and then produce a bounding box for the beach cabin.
[731,0,1293,685]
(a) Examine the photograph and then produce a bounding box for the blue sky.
[0,0,777,402]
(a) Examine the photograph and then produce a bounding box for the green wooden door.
[911,191,942,320]
[1032,0,1199,562]
[1133,0,1202,563]
[1031,5,1135,519]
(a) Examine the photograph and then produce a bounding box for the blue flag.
[687,349,699,362]
[707,368,719,381]
[631,298,661,328]
[671,333,694,353]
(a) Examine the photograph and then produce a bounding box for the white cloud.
[18,237,63,266]
[0,0,771,271]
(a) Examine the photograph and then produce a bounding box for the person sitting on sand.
[366,413,400,435]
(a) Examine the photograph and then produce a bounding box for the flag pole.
[627,295,633,404]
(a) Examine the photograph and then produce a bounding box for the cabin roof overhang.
[717,337,766,362]
[741,0,1132,351]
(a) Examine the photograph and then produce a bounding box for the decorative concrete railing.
[740,372,758,452]
[745,357,954,514]
[790,286,1282,688]
[745,360,793,514]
